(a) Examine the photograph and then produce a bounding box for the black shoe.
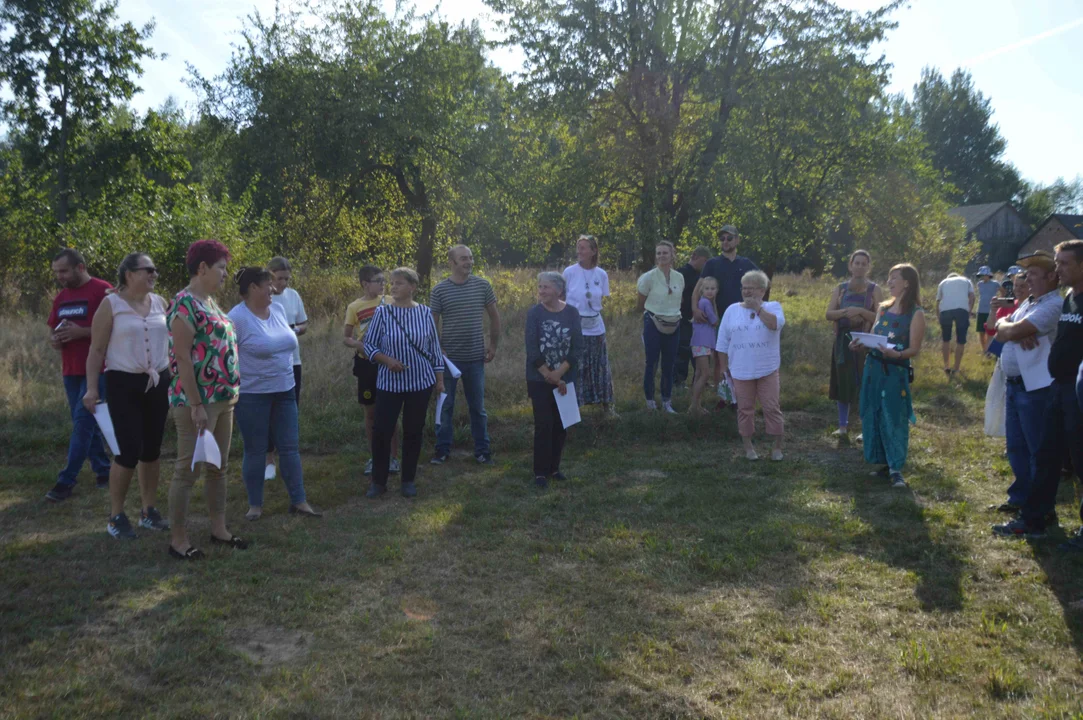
[1058,530,1083,552]
[139,506,169,531]
[168,545,205,561]
[430,453,450,465]
[889,471,907,488]
[476,453,493,465]
[401,482,417,498]
[107,513,138,540]
[289,505,323,518]
[96,475,110,490]
[366,483,386,499]
[551,472,567,482]
[992,518,1046,540]
[209,534,248,550]
[45,483,74,503]
[534,475,548,489]
[989,502,1020,514]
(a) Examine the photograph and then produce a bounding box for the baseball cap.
[975,265,992,277]
[719,224,739,238]
[1016,251,1055,272]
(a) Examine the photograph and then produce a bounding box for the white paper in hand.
[554,382,581,429]
[191,430,222,471]
[434,392,448,426]
[91,403,121,456]
[850,332,889,349]
[443,356,462,378]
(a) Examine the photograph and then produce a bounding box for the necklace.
[583,267,601,311]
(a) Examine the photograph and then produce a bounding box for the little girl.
[688,277,720,413]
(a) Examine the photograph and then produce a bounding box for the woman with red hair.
[165,240,246,560]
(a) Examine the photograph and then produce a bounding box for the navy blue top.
[524,303,583,385]
[701,254,759,317]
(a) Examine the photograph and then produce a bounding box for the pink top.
[104,293,170,388]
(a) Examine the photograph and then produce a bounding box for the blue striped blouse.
[363,303,445,392]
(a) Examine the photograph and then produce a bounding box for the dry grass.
[2,270,1082,719]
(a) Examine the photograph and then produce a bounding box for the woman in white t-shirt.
[715,270,786,461]
[265,256,308,481]
[562,235,616,414]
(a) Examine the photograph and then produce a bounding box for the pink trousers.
[731,370,784,438]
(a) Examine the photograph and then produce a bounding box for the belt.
[1005,375,1025,386]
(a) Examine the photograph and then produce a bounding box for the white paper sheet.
[443,356,462,378]
[191,430,222,471]
[1017,335,1053,391]
[554,382,581,429]
[434,392,448,426]
[850,332,889,349]
[91,403,121,456]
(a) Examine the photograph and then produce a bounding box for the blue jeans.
[435,360,490,457]
[58,375,111,486]
[1022,379,1083,529]
[235,391,306,507]
[643,313,679,402]
[1004,380,1053,506]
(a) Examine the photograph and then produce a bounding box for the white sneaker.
[645,400,658,410]
[662,401,677,414]
[771,449,784,461]
[745,448,759,461]
[264,463,276,481]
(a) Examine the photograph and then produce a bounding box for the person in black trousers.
[363,267,445,498]
[525,272,584,489]
[675,246,711,387]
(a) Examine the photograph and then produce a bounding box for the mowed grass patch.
[3,270,1083,717]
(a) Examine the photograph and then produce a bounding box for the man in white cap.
[974,266,999,354]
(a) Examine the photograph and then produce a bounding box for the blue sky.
[114,0,1082,187]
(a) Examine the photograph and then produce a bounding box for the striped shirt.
[429,275,497,363]
[363,303,445,392]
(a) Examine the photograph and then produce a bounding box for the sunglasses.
[134,266,158,275]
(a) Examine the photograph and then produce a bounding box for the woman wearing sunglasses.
[636,241,684,413]
[82,253,172,539]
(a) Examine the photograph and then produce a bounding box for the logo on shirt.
[57,301,89,320]
[1062,313,1082,324]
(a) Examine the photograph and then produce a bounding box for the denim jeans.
[1004,381,1053,506]
[58,374,111,486]
[435,360,490,457]
[642,313,679,402]
[1021,379,1083,529]
[235,391,306,507]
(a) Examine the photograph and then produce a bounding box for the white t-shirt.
[936,275,974,313]
[715,301,786,380]
[562,264,610,337]
[271,288,307,365]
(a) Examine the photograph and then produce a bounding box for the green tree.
[0,0,156,223]
[905,67,1022,206]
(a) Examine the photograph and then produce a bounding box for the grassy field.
[2,269,1082,719]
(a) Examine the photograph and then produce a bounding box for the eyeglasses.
[134,266,158,275]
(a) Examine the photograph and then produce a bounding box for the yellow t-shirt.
[344,296,390,358]
[637,267,684,317]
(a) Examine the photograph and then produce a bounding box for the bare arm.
[995,318,1037,344]
[485,302,501,362]
[757,305,779,331]
[825,286,845,321]
[691,279,708,323]
[81,303,114,410]
[968,292,976,316]
[343,324,363,351]
[293,321,308,336]
[636,293,647,313]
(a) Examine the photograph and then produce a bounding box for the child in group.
[688,277,720,414]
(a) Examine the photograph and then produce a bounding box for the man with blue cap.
[975,266,999,353]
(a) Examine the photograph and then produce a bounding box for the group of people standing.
[44,231,1083,556]
[46,242,320,560]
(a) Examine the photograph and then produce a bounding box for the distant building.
[947,201,1030,271]
[1018,214,1083,256]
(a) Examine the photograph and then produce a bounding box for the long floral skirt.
[576,334,615,406]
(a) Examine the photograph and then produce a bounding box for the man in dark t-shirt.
[692,225,759,323]
[995,242,1083,548]
[674,246,710,386]
[44,249,114,503]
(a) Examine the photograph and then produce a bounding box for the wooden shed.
[1018,214,1083,256]
[947,201,1030,271]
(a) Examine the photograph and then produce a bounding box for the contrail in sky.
[963,15,1083,65]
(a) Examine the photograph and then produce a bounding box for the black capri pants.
[104,370,171,469]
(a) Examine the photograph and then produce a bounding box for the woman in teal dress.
[826,249,883,440]
[851,263,926,488]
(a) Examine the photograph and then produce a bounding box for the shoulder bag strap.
[384,305,437,368]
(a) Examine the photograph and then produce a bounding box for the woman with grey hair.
[525,271,583,489]
[715,269,786,460]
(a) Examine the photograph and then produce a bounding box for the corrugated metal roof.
[947,202,1011,232]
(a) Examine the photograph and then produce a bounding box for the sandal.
[209,535,249,550]
[168,545,205,561]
